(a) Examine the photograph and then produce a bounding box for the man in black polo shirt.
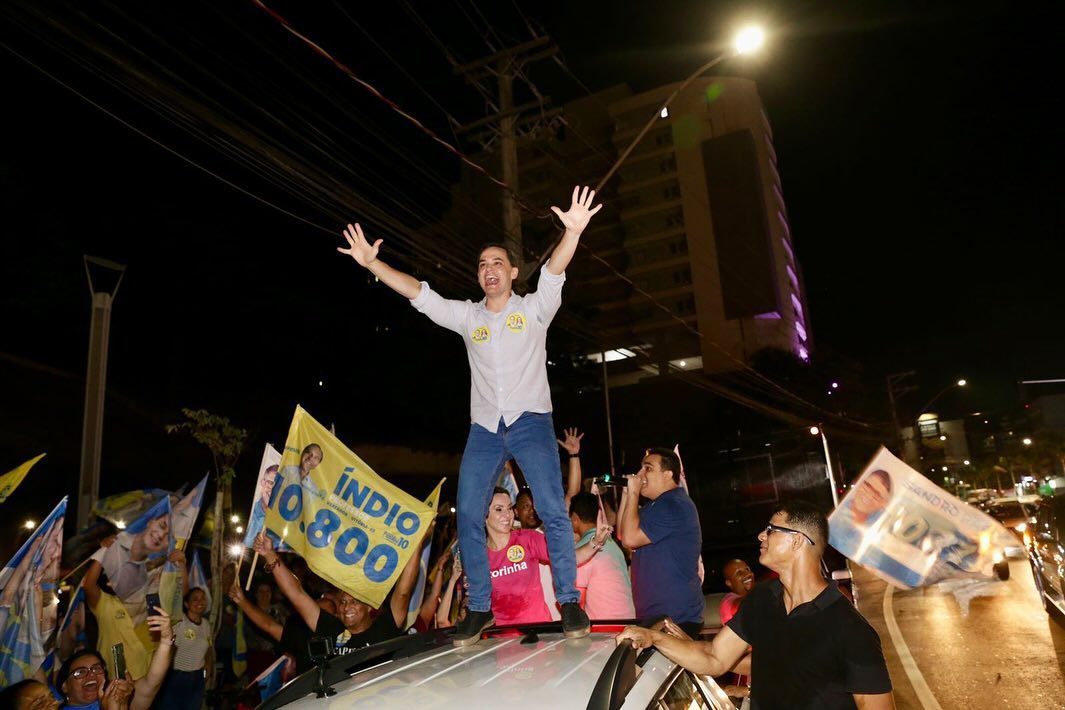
[617,500,894,709]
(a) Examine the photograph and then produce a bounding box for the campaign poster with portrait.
[263,406,437,607]
[829,447,1016,589]
[243,444,284,549]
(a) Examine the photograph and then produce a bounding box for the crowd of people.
[2,185,893,710]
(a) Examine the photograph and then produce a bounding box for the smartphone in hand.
[146,593,162,615]
[111,643,126,680]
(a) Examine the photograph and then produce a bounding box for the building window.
[663,183,681,199]
[786,264,800,290]
[654,131,673,147]
[660,155,677,173]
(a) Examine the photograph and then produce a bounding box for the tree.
[166,408,247,643]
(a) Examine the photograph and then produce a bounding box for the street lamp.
[918,378,969,418]
[596,25,767,191]
[1023,437,1033,446]
[579,24,766,472]
[734,26,766,54]
[23,520,35,530]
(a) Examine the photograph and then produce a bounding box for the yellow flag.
[0,454,45,505]
[263,406,436,608]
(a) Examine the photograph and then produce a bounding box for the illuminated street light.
[809,426,820,436]
[235,525,244,534]
[939,435,947,441]
[957,379,967,387]
[450,507,456,514]
[229,543,244,558]
[23,520,35,530]
[831,382,839,389]
[964,460,971,466]
[941,466,948,472]
[734,26,766,54]
[230,514,240,524]
[1023,437,1033,446]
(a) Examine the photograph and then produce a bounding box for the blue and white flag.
[188,550,212,612]
[0,497,67,688]
[160,475,209,617]
[249,655,287,701]
[92,488,169,530]
[829,447,1017,589]
[405,544,432,630]
[243,445,287,551]
[497,465,519,504]
[42,580,86,684]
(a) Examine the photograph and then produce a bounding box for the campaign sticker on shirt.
[184,628,197,641]
[505,312,526,332]
[506,544,526,563]
[471,326,491,344]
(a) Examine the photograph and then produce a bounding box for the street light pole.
[811,425,840,508]
[78,256,126,531]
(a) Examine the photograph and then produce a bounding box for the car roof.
[274,630,629,710]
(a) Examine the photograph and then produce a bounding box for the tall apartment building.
[431,77,811,377]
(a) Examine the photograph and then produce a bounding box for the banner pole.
[244,550,259,590]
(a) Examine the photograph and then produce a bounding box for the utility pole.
[78,256,126,531]
[455,37,560,280]
[886,371,918,465]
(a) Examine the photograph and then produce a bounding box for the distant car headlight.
[1015,522,1028,533]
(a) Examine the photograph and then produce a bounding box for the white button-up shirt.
[410,265,565,432]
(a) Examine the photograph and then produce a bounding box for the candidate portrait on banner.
[830,447,1016,589]
[262,406,437,608]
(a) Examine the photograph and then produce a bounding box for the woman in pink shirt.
[484,487,613,627]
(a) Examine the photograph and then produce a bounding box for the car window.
[1036,504,1053,537]
[1052,498,1065,542]
[652,671,713,710]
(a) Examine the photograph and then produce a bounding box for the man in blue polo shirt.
[617,447,704,636]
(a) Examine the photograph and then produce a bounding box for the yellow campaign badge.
[505,312,526,332]
[471,326,491,344]
[506,545,525,563]
[184,628,197,641]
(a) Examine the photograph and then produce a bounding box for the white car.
[260,623,737,709]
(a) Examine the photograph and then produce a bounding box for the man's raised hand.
[550,185,603,236]
[557,427,585,456]
[338,222,383,268]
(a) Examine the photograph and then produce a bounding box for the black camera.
[592,474,628,488]
[308,635,335,664]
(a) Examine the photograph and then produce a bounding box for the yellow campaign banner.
[264,406,436,608]
[0,454,45,505]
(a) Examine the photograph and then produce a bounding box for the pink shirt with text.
[488,529,551,625]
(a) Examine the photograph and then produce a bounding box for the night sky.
[2,0,1062,537]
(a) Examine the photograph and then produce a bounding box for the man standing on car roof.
[337,185,603,646]
[617,500,894,710]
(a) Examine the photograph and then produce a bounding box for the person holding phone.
[156,588,211,710]
[83,560,150,680]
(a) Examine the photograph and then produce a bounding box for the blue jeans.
[457,412,578,613]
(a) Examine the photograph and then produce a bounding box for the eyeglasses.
[764,523,815,546]
[70,664,106,680]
